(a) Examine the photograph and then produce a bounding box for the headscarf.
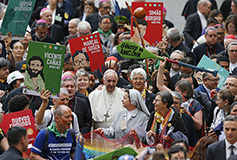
[128,89,150,116]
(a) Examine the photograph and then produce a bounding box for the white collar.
[197,11,205,18]
[225,139,237,149]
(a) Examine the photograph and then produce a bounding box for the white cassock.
[89,86,124,129]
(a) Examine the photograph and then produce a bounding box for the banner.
[196,55,229,88]
[23,41,65,98]
[69,33,105,72]
[131,2,163,46]
[0,0,36,37]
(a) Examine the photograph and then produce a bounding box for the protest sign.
[0,0,36,38]
[196,55,229,88]
[131,2,163,46]
[0,109,37,146]
[69,32,104,72]
[23,41,65,98]
[116,40,159,59]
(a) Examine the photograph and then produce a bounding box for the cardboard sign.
[131,2,163,47]
[69,33,105,72]
[0,109,37,145]
[23,41,65,98]
[196,55,229,88]
[0,0,36,37]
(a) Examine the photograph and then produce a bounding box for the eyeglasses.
[102,6,111,10]
[223,83,237,87]
[78,32,91,36]
[74,59,88,65]
[133,77,145,81]
[173,101,179,105]
[217,32,224,35]
[207,34,217,38]
[207,78,219,82]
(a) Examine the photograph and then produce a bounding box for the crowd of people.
[0,0,236,159]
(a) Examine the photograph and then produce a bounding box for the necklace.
[103,88,116,122]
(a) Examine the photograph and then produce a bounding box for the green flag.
[116,41,160,59]
[0,0,36,36]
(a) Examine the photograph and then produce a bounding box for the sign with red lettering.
[131,2,163,47]
[69,33,105,72]
[0,109,37,145]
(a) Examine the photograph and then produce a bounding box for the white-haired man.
[89,69,124,129]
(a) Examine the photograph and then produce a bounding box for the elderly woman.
[130,68,156,113]
[76,68,92,96]
[96,89,150,139]
[146,91,187,145]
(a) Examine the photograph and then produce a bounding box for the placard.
[23,41,65,98]
[131,2,163,47]
[0,109,37,146]
[196,55,229,88]
[0,0,36,37]
[69,33,105,72]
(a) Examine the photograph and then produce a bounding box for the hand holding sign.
[116,41,218,76]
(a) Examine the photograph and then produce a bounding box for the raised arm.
[35,89,51,125]
[156,58,171,92]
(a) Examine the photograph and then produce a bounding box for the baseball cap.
[7,70,24,84]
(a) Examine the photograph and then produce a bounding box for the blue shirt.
[31,129,76,160]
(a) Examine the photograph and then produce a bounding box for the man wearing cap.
[86,0,117,33]
[7,70,24,92]
[218,34,237,56]
[31,20,56,44]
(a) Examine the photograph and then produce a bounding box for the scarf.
[150,108,173,135]
[47,123,68,138]
[97,28,112,38]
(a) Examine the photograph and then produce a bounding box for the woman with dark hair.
[209,89,235,140]
[74,0,97,19]
[146,91,187,145]
[208,9,224,25]
[224,14,237,38]
[190,136,216,160]
[93,15,115,53]
[211,89,235,129]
